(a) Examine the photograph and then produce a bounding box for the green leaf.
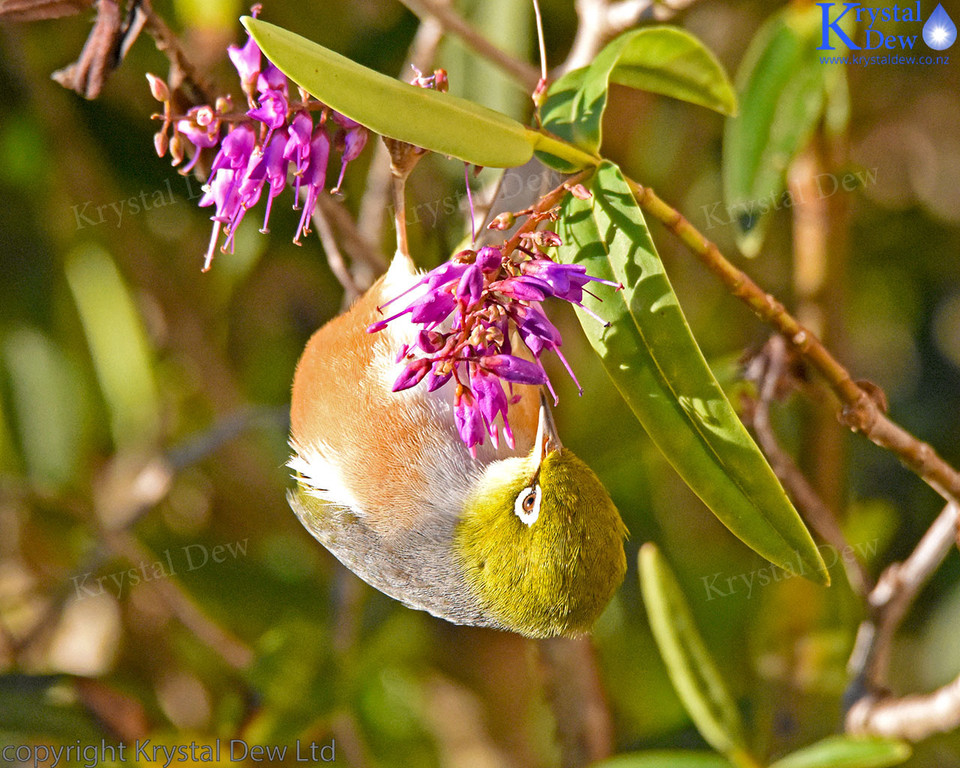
[593,751,734,768]
[557,162,827,582]
[542,27,736,157]
[2,328,88,486]
[0,675,106,742]
[722,5,841,256]
[242,17,537,168]
[65,243,160,451]
[769,736,911,768]
[638,544,750,761]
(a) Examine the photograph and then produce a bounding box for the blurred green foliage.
[0,1,959,766]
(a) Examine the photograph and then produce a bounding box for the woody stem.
[626,176,960,508]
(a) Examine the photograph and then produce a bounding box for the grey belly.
[287,488,502,630]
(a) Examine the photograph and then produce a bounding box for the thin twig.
[358,6,445,249]
[106,531,254,670]
[845,503,960,739]
[627,178,960,509]
[743,336,872,596]
[139,0,212,104]
[397,0,540,90]
[7,409,283,663]
[316,195,388,291]
[312,206,361,302]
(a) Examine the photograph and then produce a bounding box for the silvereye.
[288,253,627,638]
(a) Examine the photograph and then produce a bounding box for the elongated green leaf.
[243,17,537,168]
[722,5,843,256]
[3,328,87,486]
[66,243,160,451]
[542,27,736,157]
[769,736,911,768]
[638,544,749,760]
[593,751,733,768]
[557,162,827,582]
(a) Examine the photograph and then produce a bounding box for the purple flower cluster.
[150,12,368,271]
[369,240,617,453]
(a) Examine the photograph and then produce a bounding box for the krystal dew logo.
[817,2,957,53]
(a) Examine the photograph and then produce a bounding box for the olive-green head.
[455,401,628,638]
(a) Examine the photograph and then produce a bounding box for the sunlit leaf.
[722,4,844,256]
[243,17,538,168]
[65,243,160,451]
[769,736,911,768]
[639,544,748,759]
[541,26,736,160]
[593,750,733,768]
[557,162,827,581]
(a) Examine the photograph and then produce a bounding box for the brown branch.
[397,0,540,91]
[562,0,700,73]
[139,0,212,105]
[538,637,614,768]
[743,336,872,597]
[105,532,253,670]
[847,678,960,741]
[627,178,960,508]
[845,502,960,739]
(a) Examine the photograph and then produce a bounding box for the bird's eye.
[514,484,541,526]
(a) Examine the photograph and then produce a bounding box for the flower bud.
[392,358,431,392]
[153,130,169,158]
[488,212,515,230]
[146,73,169,102]
[169,132,185,165]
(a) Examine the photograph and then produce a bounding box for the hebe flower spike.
[368,190,619,452]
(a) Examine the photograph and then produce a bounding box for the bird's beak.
[534,390,562,468]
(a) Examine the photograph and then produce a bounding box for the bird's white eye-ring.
[514,485,541,526]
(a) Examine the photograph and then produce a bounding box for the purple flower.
[410,290,456,326]
[456,263,483,307]
[155,20,374,267]
[516,304,562,357]
[455,390,486,454]
[482,355,548,386]
[332,126,369,194]
[476,246,502,273]
[521,258,618,303]
[492,275,552,302]
[392,358,431,391]
[293,128,331,244]
[228,35,261,98]
[472,369,511,448]
[253,129,290,232]
[368,226,614,449]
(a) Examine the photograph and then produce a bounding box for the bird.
[287,244,627,639]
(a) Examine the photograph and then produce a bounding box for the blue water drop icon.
[923,3,957,51]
